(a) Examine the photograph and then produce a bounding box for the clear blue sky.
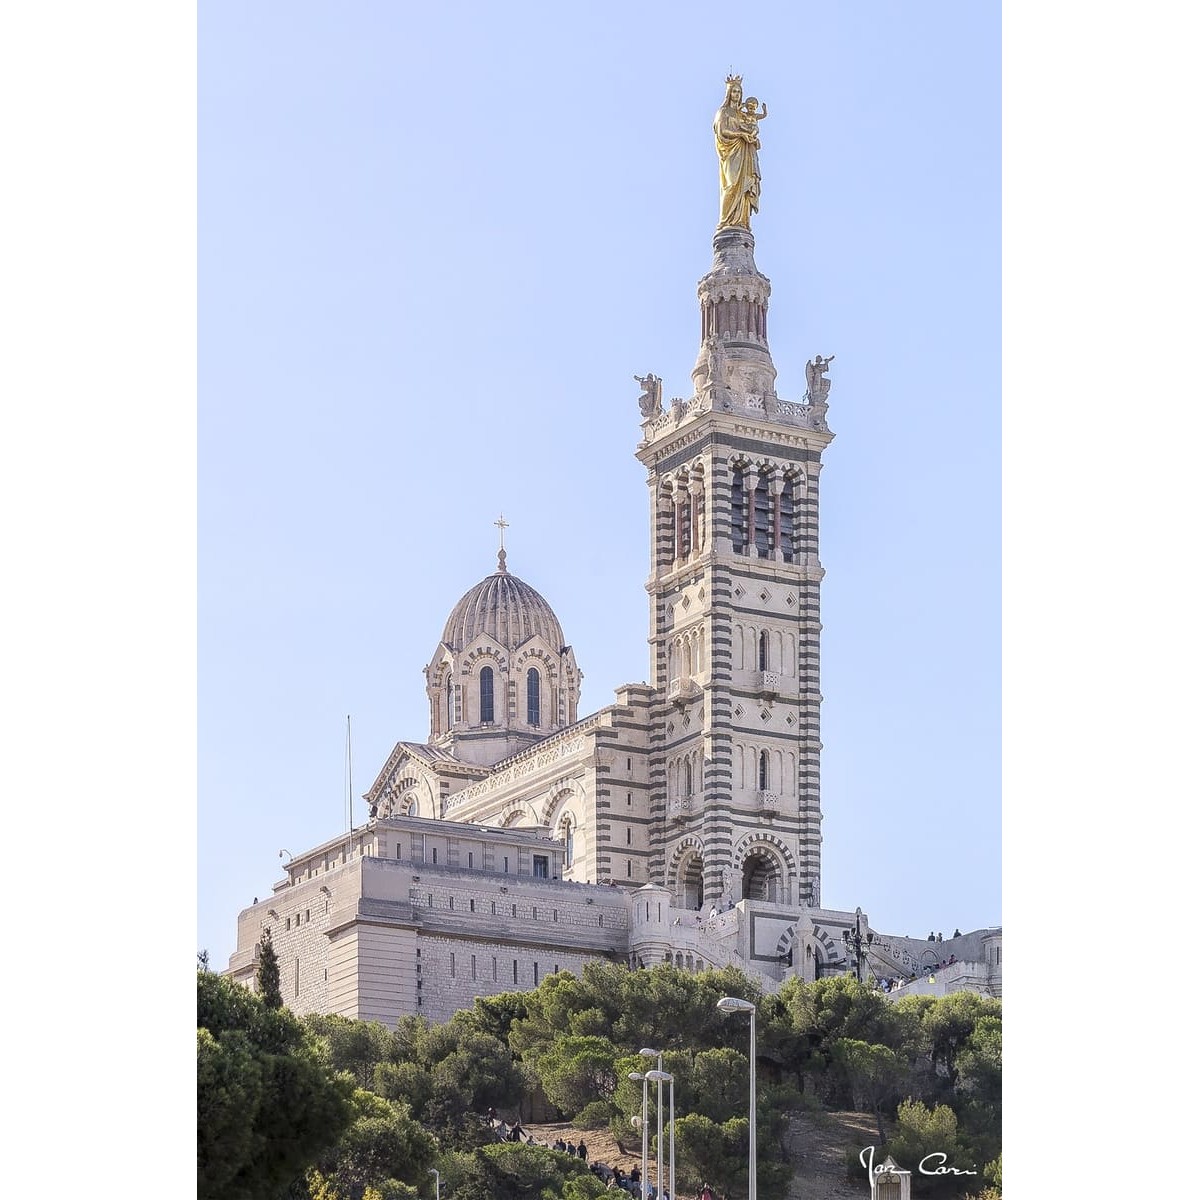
[9,3,1198,1191]
[198,1,1000,967]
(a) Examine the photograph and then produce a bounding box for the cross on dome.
[494,513,509,572]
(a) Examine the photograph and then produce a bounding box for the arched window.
[758,749,769,790]
[753,477,772,557]
[560,817,575,866]
[445,679,453,729]
[527,668,541,727]
[479,666,494,723]
[758,630,768,670]
[731,470,746,555]
[679,481,692,558]
[780,475,797,564]
[684,757,694,796]
[660,485,676,565]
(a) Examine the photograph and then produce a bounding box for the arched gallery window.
[731,471,746,554]
[479,666,494,723]
[758,749,769,790]
[758,630,769,670]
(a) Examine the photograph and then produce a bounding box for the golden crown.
[726,72,743,86]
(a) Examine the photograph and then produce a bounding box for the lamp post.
[717,997,756,1200]
[428,1169,440,1200]
[647,1069,675,1200]
[639,1047,663,1199]
[842,907,874,983]
[628,1071,649,1199]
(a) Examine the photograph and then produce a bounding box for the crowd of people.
[484,1112,724,1200]
[876,951,959,993]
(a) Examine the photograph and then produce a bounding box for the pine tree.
[256,926,282,1009]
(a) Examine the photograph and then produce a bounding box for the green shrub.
[573,1099,616,1129]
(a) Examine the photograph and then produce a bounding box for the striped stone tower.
[635,217,835,916]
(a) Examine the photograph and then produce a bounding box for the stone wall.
[413,934,609,1024]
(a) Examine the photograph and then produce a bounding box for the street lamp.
[647,1069,675,1200]
[639,1047,663,1199]
[428,1168,440,1200]
[842,907,874,983]
[628,1071,649,1199]
[717,997,756,1200]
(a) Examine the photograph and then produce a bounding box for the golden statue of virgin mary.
[714,74,766,231]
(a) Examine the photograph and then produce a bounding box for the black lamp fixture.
[841,906,874,983]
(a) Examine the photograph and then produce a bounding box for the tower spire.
[695,76,777,403]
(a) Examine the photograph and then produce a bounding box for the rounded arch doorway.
[741,846,784,903]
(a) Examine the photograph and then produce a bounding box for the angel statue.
[705,336,728,391]
[804,355,835,403]
[635,373,663,418]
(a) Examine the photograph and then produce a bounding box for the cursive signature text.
[859,1145,978,1182]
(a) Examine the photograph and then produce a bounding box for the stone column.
[689,479,704,556]
[769,475,785,562]
[741,471,758,556]
[674,489,686,568]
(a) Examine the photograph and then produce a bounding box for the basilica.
[224,80,1000,1025]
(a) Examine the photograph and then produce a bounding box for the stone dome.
[441,551,566,652]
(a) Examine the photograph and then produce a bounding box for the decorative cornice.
[443,711,609,812]
[639,397,833,460]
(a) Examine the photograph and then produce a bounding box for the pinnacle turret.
[692,227,777,401]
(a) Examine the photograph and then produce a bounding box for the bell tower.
[635,78,834,914]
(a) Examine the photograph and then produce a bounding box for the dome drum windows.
[479,666,495,724]
[526,667,541,728]
[424,563,581,751]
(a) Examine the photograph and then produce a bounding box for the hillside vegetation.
[197,961,1000,1200]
